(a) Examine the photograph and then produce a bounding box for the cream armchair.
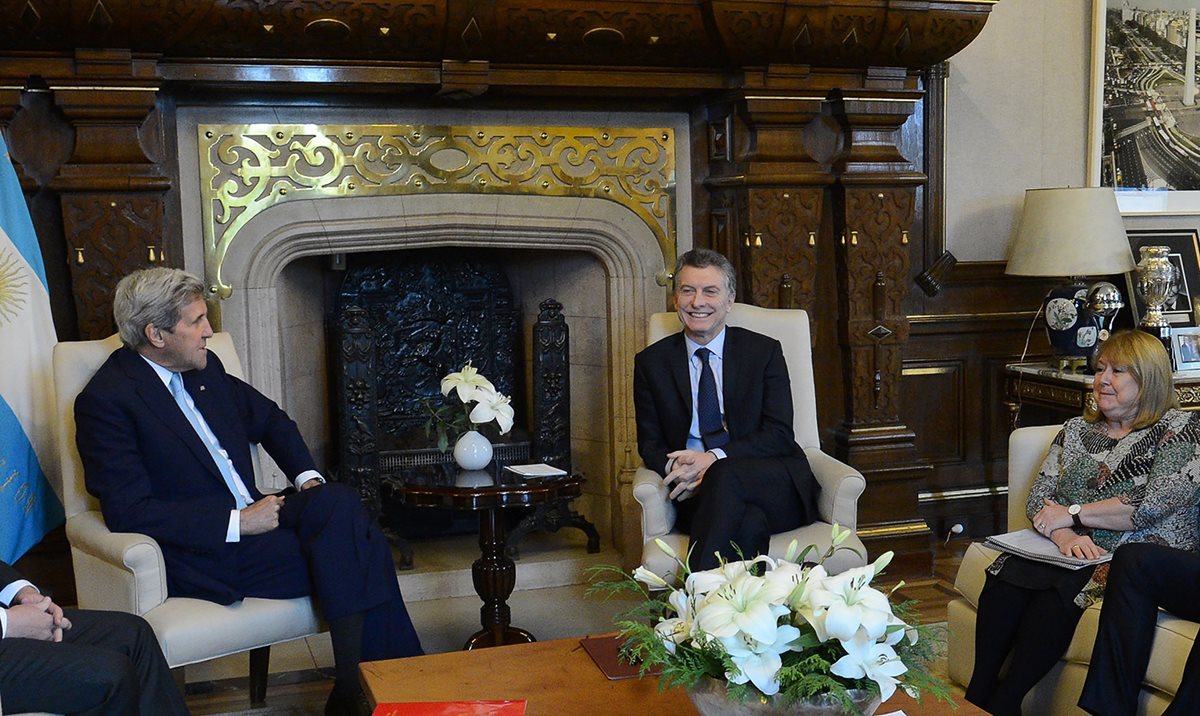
[53,333,322,705]
[948,425,1196,714]
[631,306,867,582]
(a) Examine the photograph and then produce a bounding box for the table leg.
[464,507,536,649]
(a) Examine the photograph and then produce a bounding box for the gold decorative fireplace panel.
[198,123,677,302]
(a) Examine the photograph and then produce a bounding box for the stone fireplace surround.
[177,108,692,561]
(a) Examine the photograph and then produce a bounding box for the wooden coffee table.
[362,635,983,715]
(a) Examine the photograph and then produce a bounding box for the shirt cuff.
[0,580,35,608]
[295,470,325,490]
[0,608,6,638]
[708,448,726,460]
[226,510,241,542]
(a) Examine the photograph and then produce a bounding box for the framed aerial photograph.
[1125,228,1200,326]
[1089,0,1200,213]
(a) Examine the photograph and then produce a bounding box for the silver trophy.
[1136,246,1179,330]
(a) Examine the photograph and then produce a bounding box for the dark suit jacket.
[75,347,316,603]
[633,325,808,485]
[1,560,29,627]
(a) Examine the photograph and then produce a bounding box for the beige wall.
[945,0,1092,262]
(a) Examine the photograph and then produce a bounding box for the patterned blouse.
[990,408,1200,608]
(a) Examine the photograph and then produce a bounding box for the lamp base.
[1044,282,1105,371]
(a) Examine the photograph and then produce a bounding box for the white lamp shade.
[1005,187,1135,277]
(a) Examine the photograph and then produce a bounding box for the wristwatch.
[1068,503,1083,529]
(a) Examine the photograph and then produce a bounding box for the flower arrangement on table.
[588,526,950,714]
[426,362,515,450]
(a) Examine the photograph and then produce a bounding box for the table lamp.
[1005,187,1135,371]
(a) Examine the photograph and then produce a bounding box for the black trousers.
[1079,543,1200,716]
[0,608,187,715]
[675,455,811,572]
[234,483,423,661]
[966,572,1086,716]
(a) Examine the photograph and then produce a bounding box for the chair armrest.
[632,466,676,540]
[804,448,866,530]
[65,510,169,615]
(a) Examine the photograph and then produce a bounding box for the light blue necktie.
[169,372,248,508]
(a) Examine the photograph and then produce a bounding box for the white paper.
[503,463,568,478]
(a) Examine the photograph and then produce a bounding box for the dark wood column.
[49,51,170,339]
[829,88,933,572]
[703,93,833,314]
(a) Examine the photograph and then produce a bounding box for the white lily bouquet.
[425,362,515,450]
[588,526,950,713]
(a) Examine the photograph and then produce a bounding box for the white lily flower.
[632,565,670,590]
[813,556,896,642]
[695,572,789,644]
[440,362,496,403]
[720,624,802,696]
[829,628,909,702]
[468,388,514,434]
[767,563,831,639]
[654,617,690,655]
[686,555,774,597]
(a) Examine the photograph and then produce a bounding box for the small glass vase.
[686,677,881,716]
[453,430,493,470]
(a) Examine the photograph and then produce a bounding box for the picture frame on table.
[1174,327,1200,371]
[1124,229,1200,327]
[1087,0,1200,214]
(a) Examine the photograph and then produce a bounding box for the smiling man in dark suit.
[74,267,421,716]
[633,248,819,571]
[0,558,187,715]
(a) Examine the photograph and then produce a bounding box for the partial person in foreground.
[1078,542,1200,716]
[966,330,1200,716]
[74,268,422,716]
[0,558,188,715]
[633,248,819,571]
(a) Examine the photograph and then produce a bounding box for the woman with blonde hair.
[967,331,1200,715]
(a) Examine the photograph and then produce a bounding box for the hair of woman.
[1084,330,1178,429]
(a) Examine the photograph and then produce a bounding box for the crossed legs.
[676,456,806,572]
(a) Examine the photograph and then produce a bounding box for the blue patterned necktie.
[695,347,729,449]
[169,373,248,508]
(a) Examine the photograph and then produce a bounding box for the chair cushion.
[952,541,1001,609]
[144,595,322,668]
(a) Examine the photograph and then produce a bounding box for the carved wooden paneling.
[61,193,163,338]
[839,187,914,424]
[742,187,821,311]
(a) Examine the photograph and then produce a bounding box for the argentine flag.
[0,134,63,563]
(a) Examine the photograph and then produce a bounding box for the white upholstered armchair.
[53,332,322,705]
[631,305,868,582]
